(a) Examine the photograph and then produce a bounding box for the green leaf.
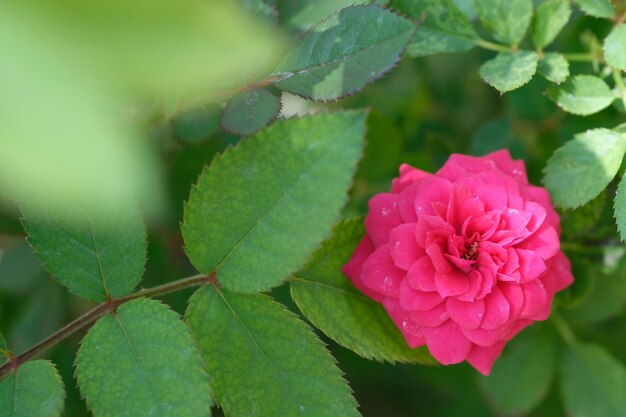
[604,24,626,70]
[573,0,616,19]
[279,0,385,32]
[290,218,435,364]
[0,360,65,417]
[21,205,147,301]
[561,343,626,417]
[75,298,211,417]
[532,0,571,49]
[273,5,414,101]
[538,52,570,84]
[475,0,533,46]
[478,323,557,414]
[0,332,7,363]
[543,128,626,208]
[186,286,360,417]
[547,75,616,116]
[172,104,222,145]
[182,111,366,293]
[221,88,281,136]
[391,0,478,57]
[616,175,626,241]
[479,51,538,93]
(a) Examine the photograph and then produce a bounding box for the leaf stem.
[612,68,626,108]
[561,52,597,62]
[0,273,212,379]
[550,310,577,346]
[473,38,512,53]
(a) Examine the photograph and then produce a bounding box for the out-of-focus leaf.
[0,360,65,417]
[547,75,616,116]
[0,240,43,294]
[469,119,525,157]
[186,286,360,417]
[604,24,626,70]
[356,111,403,182]
[274,5,414,101]
[478,323,557,414]
[532,0,571,49]
[479,51,538,93]
[221,88,281,135]
[291,219,435,364]
[183,111,366,293]
[573,0,616,19]
[538,52,570,84]
[22,204,147,301]
[561,342,626,417]
[172,104,222,145]
[475,0,533,46]
[559,192,606,239]
[391,0,478,57]
[75,299,211,417]
[544,128,626,208]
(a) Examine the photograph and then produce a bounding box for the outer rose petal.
[383,298,425,348]
[389,223,422,270]
[550,251,575,290]
[423,321,473,364]
[467,341,506,376]
[342,237,384,302]
[391,163,431,194]
[361,245,404,297]
[365,193,402,247]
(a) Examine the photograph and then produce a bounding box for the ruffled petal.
[342,236,384,302]
[389,223,422,270]
[407,257,437,292]
[365,193,402,247]
[399,280,444,312]
[447,297,485,329]
[361,245,404,297]
[466,341,506,376]
[382,298,425,348]
[481,286,510,330]
[423,321,473,364]
[391,163,431,194]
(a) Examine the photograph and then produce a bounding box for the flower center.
[462,241,479,261]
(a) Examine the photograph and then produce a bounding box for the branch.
[0,273,213,379]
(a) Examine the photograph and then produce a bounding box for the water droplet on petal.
[381,207,391,216]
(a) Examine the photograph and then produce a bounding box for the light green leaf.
[75,298,211,417]
[479,51,538,93]
[561,343,626,417]
[614,175,626,241]
[221,88,281,136]
[604,24,626,70]
[0,360,65,417]
[183,111,366,293]
[186,286,360,417]
[290,218,435,364]
[478,324,557,414]
[573,0,616,19]
[21,204,147,301]
[391,0,478,57]
[547,75,616,116]
[538,52,570,84]
[274,5,414,101]
[172,104,222,145]
[475,0,533,46]
[532,0,571,49]
[543,128,626,208]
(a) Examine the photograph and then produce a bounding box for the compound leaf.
[547,75,616,116]
[479,51,538,93]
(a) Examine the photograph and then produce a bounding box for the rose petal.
[399,279,444,312]
[516,223,560,260]
[447,297,485,329]
[481,286,510,330]
[391,163,431,194]
[423,320,473,364]
[407,257,437,292]
[435,269,470,297]
[342,236,384,302]
[361,245,404,297]
[365,193,402,247]
[516,248,547,283]
[382,298,425,348]
[499,282,525,321]
[409,302,449,327]
[549,251,574,291]
[520,280,549,320]
[466,341,506,376]
[462,324,509,347]
[389,223,422,270]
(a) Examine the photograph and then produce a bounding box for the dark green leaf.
[532,0,571,49]
[0,360,65,417]
[290,218,435,364]
[538,52,570,84]
[561,343,626,417]
[478,323,557,414]
[221,88,281,136]
[75,298,211,417]
[183,111,366,293]
[21,204,147,301]
[475,0,533,46]
[186,286,360,417]
[274,5,414,101]
[0,331,6,358]
[391,0,478,57]
[616,175,626,241]
[279,0,386,32]
[172,104,222,145]
[573,0,616,19]
[479,51,538,93]
[544,128,626,208]
[547,75,616,116]
[0,241,43,294]
[604,24,626,70]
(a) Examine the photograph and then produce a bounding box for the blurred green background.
[1,1,626,416]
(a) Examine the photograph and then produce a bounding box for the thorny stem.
[0,273,214,379]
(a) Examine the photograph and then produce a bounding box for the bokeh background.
[1,1,625,416]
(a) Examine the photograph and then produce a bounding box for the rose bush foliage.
[344,150,573,374]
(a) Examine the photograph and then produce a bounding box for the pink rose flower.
[343,150,573,375]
